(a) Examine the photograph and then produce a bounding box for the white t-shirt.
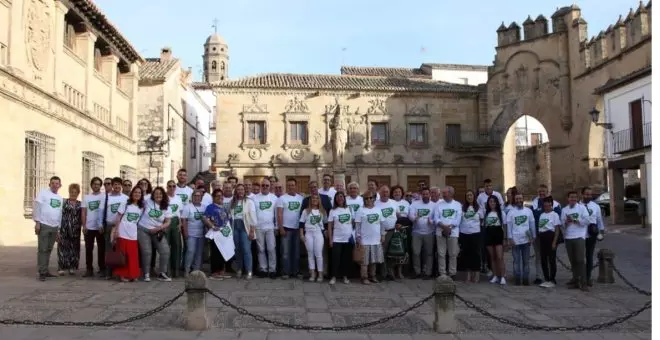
[433,199,463,238]
[299,209,325,231]
[502,204,514,217]
[182,203,207,238]
[276,193,304,229]
[329,207,353,243]
[582,201,602,226]
[174,185,194,205]
[375,199,398,231]
[346,195,364,219]
[409,200,435,235]
[393,199,410,218]
[319,187,337,203]
[140,200,173,230]
[253,193,278,230]
[538,211,561,233]
[477,191,504,209]
[35,189,64,227]
[355,206,384,246]
[460,205,483,234]
[118,203,143,240]
[222,196,233,211]
[167,194,184,218]
[82,192,103,230]
[484,211,503,227]
[506,207,536,245]
[201,193,213,206]
[232,200,245,220]
[100,193,128,226]
[561,204,589,240]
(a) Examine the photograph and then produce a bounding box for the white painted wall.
[430,68,488,86]
[645,151,652,224]
[183,86,212,175]
[194,88,218,166]
[514,115,549,146]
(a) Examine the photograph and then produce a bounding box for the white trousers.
[304,229,324,271]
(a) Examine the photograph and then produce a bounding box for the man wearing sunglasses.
[252,178,279,278]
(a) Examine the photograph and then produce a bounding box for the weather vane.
[212,18,219,33]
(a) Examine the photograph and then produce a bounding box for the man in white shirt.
[433,186,463,279]
[98,177,129,278]
[252,178,279,278]
[559,191,590,291]
[409,188,435,279]
[580,186,605,287]
[276,178,304,278]
[375,186,400,280]
[319,174,337,202]
[81,176,104,277]
[34,176,64,281]
[166,180,185,277]
[476,178,505,209]
[174,169,194,206]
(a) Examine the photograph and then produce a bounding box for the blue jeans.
[512,243,531,280]
[233,219,252,273]
[184,236,205,272]
[281,228,300,276]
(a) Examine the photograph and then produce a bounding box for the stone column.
[103,54,120,126]
[596,249,615,284]
[53,0,69,96]
[77,31,97,113]
[122,63,139,140]
[608,168,625,224]
[185,270,209,330]
[433,276,456,333]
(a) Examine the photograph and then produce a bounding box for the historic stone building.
[0,0,141,246]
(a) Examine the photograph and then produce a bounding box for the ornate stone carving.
[242,94,267,113]
[393,154,404,164]
[312,153,321,166]
[248,148,262,160]
[433,154,446,167]
[329,104,348,169]
[25,0,52,79]
[313,130,323,144]
[412,151,423,162]
[227,153,240,163]
[290,149,304,161]
[284,97,309,113]
[514,65,528,93]
[373,151,385,162]
[354,155,365,164]
[405,101,431,116]
[366,98,388,115]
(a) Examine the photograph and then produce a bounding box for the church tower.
[203,21,229,82]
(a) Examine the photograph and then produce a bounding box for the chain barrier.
[556,257,599,271]
[0,291,184,327]
[611,264,652,296]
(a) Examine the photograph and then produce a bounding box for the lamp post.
[138,126,174,187]
[588,107,613,130]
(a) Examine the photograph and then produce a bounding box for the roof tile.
[139,58,180,82]
[340,66,431,79]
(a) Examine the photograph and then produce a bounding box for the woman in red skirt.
[111,186,145,281]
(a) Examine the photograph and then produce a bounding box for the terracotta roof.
[340,66,431,79]
[192,82,213,90]
[138,58,180,83]
[67,0,142,63]
[421,63,489,71]
[211,73,479,93]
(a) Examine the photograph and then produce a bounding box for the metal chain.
[611,264,652,296]
[0,291,184,327]
[557,257,599,271]
[455,293,650,331]
[203,288,436,331]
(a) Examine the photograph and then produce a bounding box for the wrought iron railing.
[612,122,652,154]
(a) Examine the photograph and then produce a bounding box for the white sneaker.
[246,272,253,280]
[158,273,172,282]
[490,276,499,284]
[486,270,493,277]
[544,281,555,288]
[539,281,550,288]
[343,277,350,284]
[144,274,151,282]
[309,273,316,282]
[316,274,324,283]
[499,277,507,285]
[329,278,336,285]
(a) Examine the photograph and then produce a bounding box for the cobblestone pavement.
[0,230,650,339]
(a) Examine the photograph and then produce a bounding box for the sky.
[94,0,643,80]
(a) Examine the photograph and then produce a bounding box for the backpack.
[386,231,408,258]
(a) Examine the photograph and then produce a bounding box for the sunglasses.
[364,196,375,200]
[104,183,112,186]
[167,185,176,188]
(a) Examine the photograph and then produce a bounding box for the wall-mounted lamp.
[588,107,613,130]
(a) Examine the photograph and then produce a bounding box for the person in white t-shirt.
[459,190,483,283]
[174,169,194,205]
[537,197,561,288]
[181,190,208,275]
[252,178,279,278]
[166,180,185,278]
[137,187,173,282]
[556,191,590,291]
[276,178,304,279]
[505,193,536,286]
[319,174,337,203]
[355,190,385,284]
[137,178,153,201]
[476,178,505,209]
[299,194,327,282]
[81,176,104,277]
[327,192,354,285]
[409,188,435,279]
[110,186,145,282]
[34,176,64,281]
[433,186,463,279]
[98,177,129,278]
[580,186,605,287]
[375,186,400,280]
[346,182,364,215]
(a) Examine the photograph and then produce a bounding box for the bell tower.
[202,19,229,82]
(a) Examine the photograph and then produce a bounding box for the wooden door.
[286,176,310,195]
[630,99,643,149]
[406,175,430,193]
[445,175,467,202]
[243,176,265,185]
[367,175,391,190]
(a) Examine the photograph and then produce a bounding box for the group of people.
[32,172,604,291]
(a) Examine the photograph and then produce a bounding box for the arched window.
[211,60,217,70]
[220,61,225,71]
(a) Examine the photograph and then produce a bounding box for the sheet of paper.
[205,227,235,261]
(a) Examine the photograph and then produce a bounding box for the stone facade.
[513,143,551,196]
[0,0,141,245]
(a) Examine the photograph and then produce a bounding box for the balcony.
[445,128,502,151]
[612,122,652,154]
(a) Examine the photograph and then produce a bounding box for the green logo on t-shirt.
[381,207,394,218]
[417,208,430,217]
[49,198,61,208]
[367,213,379,224]
[539,218,549,228]
[259,201,272,210]
[587,208,593,216]
[177,194,189,203]
[234,205,243,214]
[193,212,202,220]
[288,201,301,211]
[464,208,477,219]
[349,204,360,212]
[110,202,120,213]
[442,209,455,218]
[148,209,163,218]
[310,215,322,225]
[570,213,579,220]
[88,200,100,211]
[126,212,139,222]
[220,225,232,237]
[398,205,406,212]
[514,215,527,225]
[486,216,499,226]
[170,204,179,213]
[338,213,351,224]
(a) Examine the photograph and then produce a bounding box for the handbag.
[352,244,364,264]
[105,242,126,268]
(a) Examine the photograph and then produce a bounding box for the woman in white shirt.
[137,186,172,282]
[355,190,385,285]
[111,186,144,282]
[300,194,326,282]
[484,195,507,285]
[328,192,354,285]
[459,190,483,283]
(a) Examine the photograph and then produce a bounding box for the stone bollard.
[597,249,615,284]
[185,270,209,330]
[433,276,456,333]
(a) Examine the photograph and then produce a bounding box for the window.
[24,131,56,217]
[289,122,308,144]
[81,152,104,189]
[285,176,310,194]
[190,137,197,159]
[93,47,102,71]
[120,165,136,182]
[530,132,543,145]
[370,123,388,145]
[220,61,225,71]
[445,124,461,146]
[459,77,469,85]
[64,22,76,49]
[407,123,427,146]
[247,121,266,144]
[210,143,216,164]
[211,60,217,71]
